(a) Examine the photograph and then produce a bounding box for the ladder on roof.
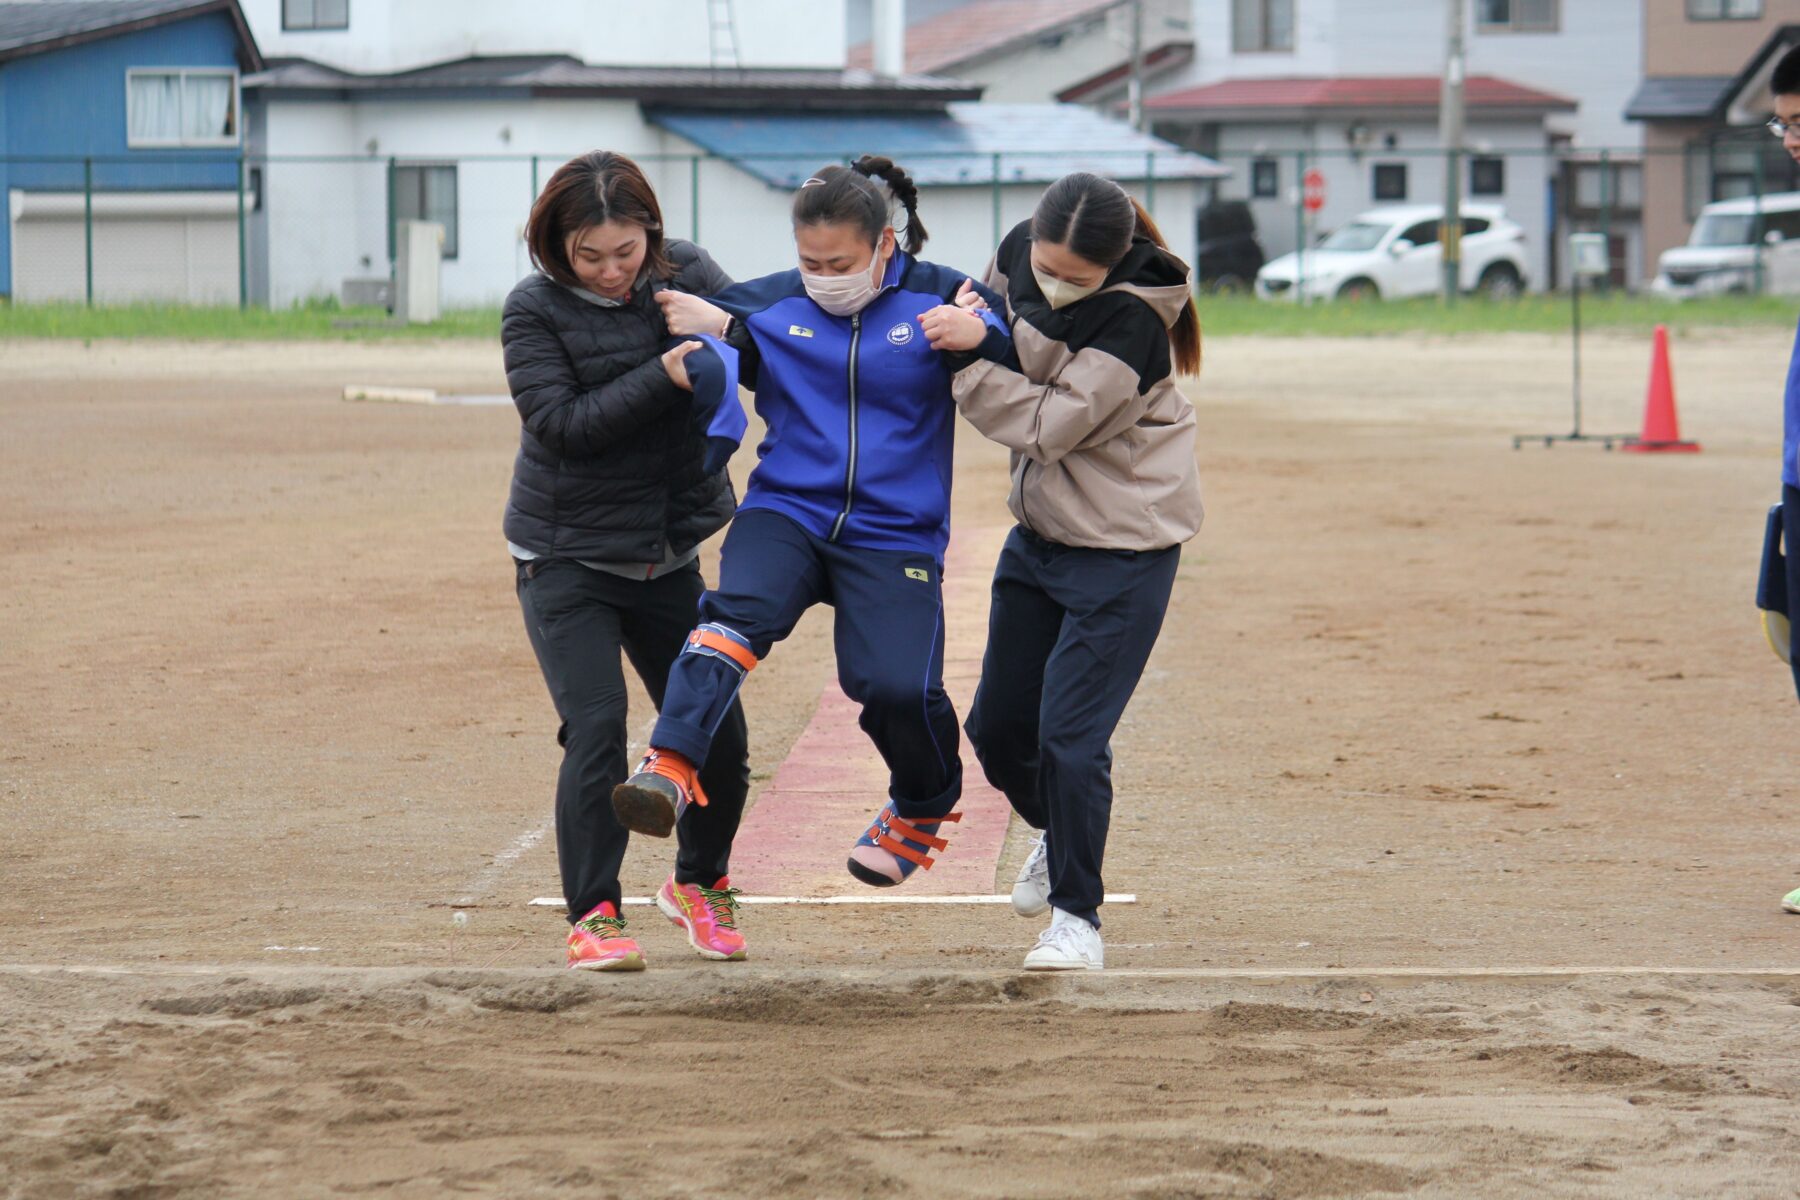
[707,0,741,71]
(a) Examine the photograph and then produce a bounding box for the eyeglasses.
[1768,117,1800,138]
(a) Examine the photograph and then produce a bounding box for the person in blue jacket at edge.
[611,154,1011,888]
[1762,46,1800,917]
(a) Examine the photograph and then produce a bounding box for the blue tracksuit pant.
[965,527,1181,928]
[1786,485,1800,702]
[651,508,963,820]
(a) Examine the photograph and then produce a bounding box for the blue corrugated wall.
[0,12,245,297]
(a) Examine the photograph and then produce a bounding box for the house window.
[1233,0,1294,52]
[393,164,459,259]
[1477,0,1559,32]
[126,69,239,147]
[283,0,349,30]
[1572,162,1642,212]
[1470,156,1505,196]
[1373,162,1407,201]
[1687,0,1761,18]
[1251,158,1279,198]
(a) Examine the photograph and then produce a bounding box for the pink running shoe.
[656,874,747,962]
[566,901,645,971]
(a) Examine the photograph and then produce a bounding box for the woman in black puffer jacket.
[502,150,749,971]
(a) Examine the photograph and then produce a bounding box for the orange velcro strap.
[688,629,758,673]
[875,834,934,868]
[884,818,949,851]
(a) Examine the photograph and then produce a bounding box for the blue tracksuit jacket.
[683,251,1008,560]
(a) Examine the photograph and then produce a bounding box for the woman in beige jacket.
[919,172,1203,971]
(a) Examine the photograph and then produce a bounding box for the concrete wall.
[258,97,660,306]
[238,0,847,73]
[0,11,246,296]
[1643,122,1702,275]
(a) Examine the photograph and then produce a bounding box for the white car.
[1651,192,1800,298]
[1255,203,1530,302]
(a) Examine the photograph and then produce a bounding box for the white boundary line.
[528,893,1140,908]
[4,964,1799,981]
[453,723,654,908]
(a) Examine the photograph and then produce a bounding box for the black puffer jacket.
[501,239,736,562]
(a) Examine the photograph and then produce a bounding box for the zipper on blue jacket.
[828,313,862,542]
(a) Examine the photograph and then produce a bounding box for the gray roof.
[245,55,982,109]
[647,103,1228,189]
[1624,76,1736,121]
[0,0,259,67]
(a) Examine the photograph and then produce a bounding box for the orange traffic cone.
[1622,324,1700,453]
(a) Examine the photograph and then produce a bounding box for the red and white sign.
[1302,168,1327,214]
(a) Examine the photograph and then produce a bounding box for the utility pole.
[1439,0,1466,305]
[1127,0,1145,132]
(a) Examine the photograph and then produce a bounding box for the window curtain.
[128,73,182,142]
[182,74,234,141]
[1266,0,1294,50]
[1231,0,1260,50]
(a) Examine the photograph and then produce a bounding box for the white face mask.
[802,246,889,317]
[1032,265,1103,310]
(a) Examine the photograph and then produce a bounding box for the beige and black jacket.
[950,219,1203,551]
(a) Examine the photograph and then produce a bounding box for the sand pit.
[2,331,1797,1196]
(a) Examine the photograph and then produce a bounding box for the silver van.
[1652,191,1800,298]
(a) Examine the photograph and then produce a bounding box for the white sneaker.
[1022,907,1104,971]
[1011,832,1050,917]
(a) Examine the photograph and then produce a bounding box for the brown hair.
[525,150,673,289]
[791,154,928,254]
[1032,172,1202,376]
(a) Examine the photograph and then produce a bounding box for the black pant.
[650,508,962,819]
[516,557,750,922]
[965,527,1180,928]
[1786,484,1800,702]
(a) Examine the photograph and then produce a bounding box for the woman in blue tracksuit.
[609,155,1010,887]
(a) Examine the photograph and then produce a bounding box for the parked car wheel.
[1476,263,1523,300]
[1337,278,1381,302]
[1209,274,1250,295]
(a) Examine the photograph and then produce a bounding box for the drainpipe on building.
[872,0,904,77]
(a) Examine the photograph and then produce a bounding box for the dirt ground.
[2,329,1798,1198]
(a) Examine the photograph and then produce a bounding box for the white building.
[242,0,845,72]
[1147,0,1647,288]
[846,0,1193,107]
[238,0,1222,307]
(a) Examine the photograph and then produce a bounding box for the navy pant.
[965,527,1180,928]
[517,558,750,922]
[651,508,962,820]
[1786,484,1800,702]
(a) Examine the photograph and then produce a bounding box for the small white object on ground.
[342,385,438,404]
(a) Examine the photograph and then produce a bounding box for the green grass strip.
[0,293,1794,342]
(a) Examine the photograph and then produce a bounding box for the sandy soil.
[2,330,1797,1197]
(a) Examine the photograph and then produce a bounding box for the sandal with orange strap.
[846,802,962,887]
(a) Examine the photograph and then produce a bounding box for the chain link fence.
[4,137,1798,310]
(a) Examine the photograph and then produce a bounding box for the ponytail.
[791,154,928,254]
[1033,172,1203,377]
[1126,196,1202,377]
